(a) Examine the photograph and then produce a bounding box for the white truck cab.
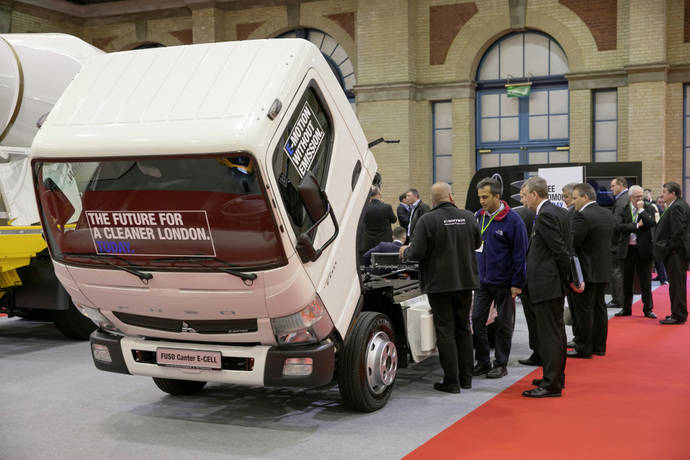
[31,38,435,411]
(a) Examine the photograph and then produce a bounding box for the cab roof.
[32,39,338,159]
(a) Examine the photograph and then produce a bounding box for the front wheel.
[338,311,398,412]
[152,377,207,395]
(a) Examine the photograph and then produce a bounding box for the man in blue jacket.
[471,177,528,379]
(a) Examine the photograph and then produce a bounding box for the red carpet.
[407,281,690,459]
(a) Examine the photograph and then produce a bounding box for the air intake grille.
[113,312,257,334]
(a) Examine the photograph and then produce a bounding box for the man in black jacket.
[655,182,690,325]
[397,193,410,230]
[406,188,431,242]
[608,177,628,309]
[400,182,480,394]
[520,176,574,398]
[614,185,657,318]
[571,183,615,358]
[358,186,396,261]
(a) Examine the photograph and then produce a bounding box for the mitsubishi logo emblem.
[181,321,197,333]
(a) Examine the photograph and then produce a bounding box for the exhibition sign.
[538,165,583,208]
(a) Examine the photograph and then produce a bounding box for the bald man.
[400,182,481,394]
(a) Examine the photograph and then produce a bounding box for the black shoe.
[659,317,686,325]
[487,365,507,379]
[532,378,566,389]
[522,387,561,398]
[644,311,657,319]
[433,382,460,393]
[471,362,491,376]
[614,309,632,317]
[567,349,592,359]
[518,355,541,366]
[606,301,619,309]
[593,351,606,356]
[567,340,576,348]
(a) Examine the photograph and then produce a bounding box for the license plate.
[156,347,222,370]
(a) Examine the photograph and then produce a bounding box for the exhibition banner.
[538,165,583,208]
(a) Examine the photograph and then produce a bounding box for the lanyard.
[630,204,636,222]
[480,211,498,238]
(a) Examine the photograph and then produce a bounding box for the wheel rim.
[366,330,397,394]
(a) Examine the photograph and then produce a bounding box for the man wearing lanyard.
[613,185,657,318]
[471,178,528,379]
[405,188,431,243]
[608,177,629,309]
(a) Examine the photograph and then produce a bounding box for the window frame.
[592,89,618,163]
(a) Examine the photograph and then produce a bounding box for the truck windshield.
[33,154,287,271]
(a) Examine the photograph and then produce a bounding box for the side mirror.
[298,172,327,222]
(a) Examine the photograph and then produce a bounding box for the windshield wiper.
[152,256,258,282]
[61,252,153,283]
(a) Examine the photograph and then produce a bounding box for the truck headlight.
[76,304,120,333]
[271,295,334,345]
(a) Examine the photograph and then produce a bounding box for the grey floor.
[0,289,640,460]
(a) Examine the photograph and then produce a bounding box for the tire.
[51,301,97,340]
[153,377,207,395]
[338,311,398,412]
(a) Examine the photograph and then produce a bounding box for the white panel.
[330,45,348,68]
[321,35,339,56]
[481,94,499,117]
[0,39,20,134]
[524,33,549,77]
[500,117,519,141]
[549,115,569,139]
[529,116,548,140]
[549,42,569,74]
[434,129,452,155]
[308,31,325,48]
[549,89,569,114]
[595,120,616,150]
[529,151,548,164]
[529,91,548,115]
[501,94,519,116]
[595,90,617,120]
[339,58,354,80]
[481,118,499,142]
[501,153,520,166]
[595,150,617,162]
[685,92,690,115]
[434,102,452,129]
[479,46,499,80]
[499,34,524,79]
[550,151,569,163]
[481,153,500,168]
[435,156,453,183]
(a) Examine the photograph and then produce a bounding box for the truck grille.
[113,312,258,334]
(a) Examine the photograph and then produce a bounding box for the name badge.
[476,242,484,253]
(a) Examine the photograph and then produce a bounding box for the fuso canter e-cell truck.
[31,38,436,411]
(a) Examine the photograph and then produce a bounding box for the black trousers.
[609,252,625,307]
[622,246,654,313]
[427,290,474,386]
[520,287,540,361]
[572,282,608,355]
[664,252,689,321]
[472,284,515,367]
[534,297,566,391]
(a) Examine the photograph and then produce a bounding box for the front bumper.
[90,330,335,387]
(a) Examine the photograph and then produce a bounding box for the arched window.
[277,28,355,103]
[476,32,569,169]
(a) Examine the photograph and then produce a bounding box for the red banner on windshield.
[85,210,216,257]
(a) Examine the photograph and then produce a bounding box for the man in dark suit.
[406,188,431,242]
[614,185,657,318]
[520,176,575,398]
[513,204,542,367]
[655,182,690,325]
[570,183,615,358]
[358,186,396,261]
[362,226,406,266]
[401,182,480,393]
[608,176,629,310]
[397,193,410,230]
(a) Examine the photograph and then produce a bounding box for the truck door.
[268,70,369,337]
